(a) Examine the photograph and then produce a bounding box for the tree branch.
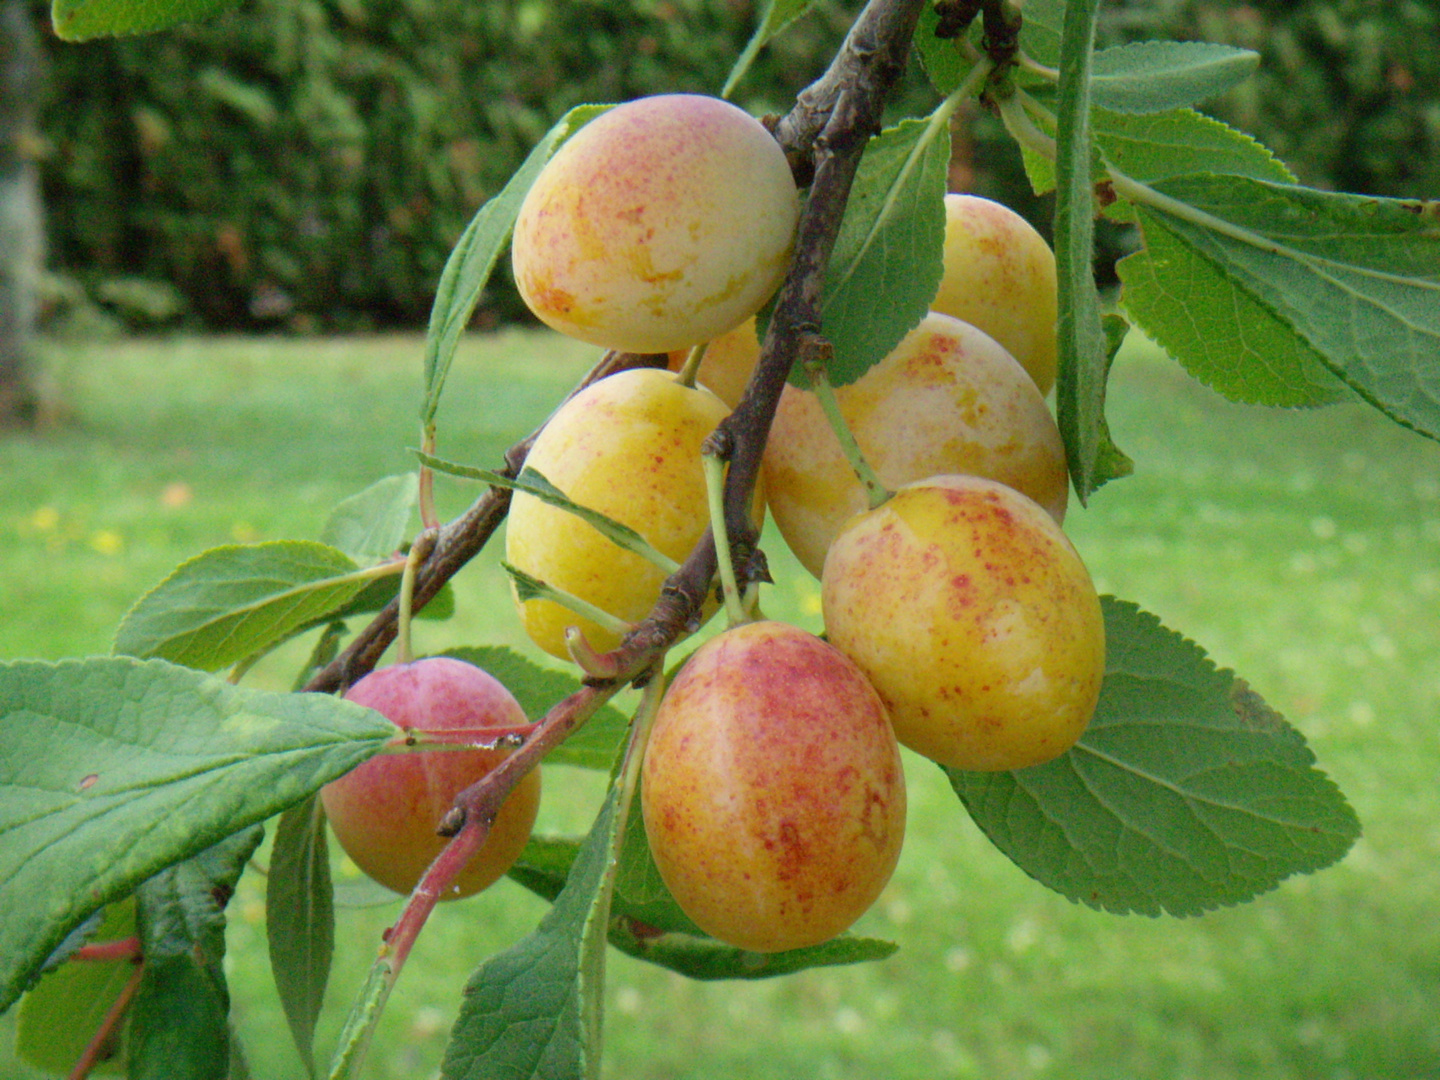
[303,348,668,694]
[593,0,926,683]
[772,0,925,185]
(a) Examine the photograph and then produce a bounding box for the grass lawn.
[2,328,1438,1079]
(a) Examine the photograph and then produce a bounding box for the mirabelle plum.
[932,194,1059,395]
[641,620,906,952]
[505,367,757,661]
[665,316,761,410]
[763,311,1068,579]
[320,657,541,899]
[822,476,1104,772]
[512,95,800,353]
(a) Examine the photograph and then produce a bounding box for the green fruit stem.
[419,422,440,531]
[805,361,893,511]
[703,451,749,626]
[396,531,435,665]
[502,560,636,637]
[674,342,708,389]
[997,89,1058,162]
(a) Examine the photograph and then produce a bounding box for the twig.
[303,349,667,695]
[327,680,622,1079]
[72,937,141,963]
[442,0,928,860]
[772,0,926,185]
[68,960,143,1080]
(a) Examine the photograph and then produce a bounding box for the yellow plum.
[512,95,799,353]
[505,367,755,660]
[932,194,1059,396]
[763,311,1068,578]
[822,476,1105,772]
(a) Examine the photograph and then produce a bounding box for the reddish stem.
[72,937,141,963]
[374,684,612,975]
[383,818,487,970]
[418,425,441,531]
[68,960,144,1080]
[318,0,925,1053]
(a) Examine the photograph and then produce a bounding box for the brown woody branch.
[303,349,668,695]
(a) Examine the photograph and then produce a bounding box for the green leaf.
[1052,0,1132,501]
[50,0,237,40]
[422,105,611,426]
[441,789,623,1080]
[319,475,419,566]
[1117,174,1440,426]
[0,656,395,1012]
[509,831,899,981]
[912,1,968,96]
[442,647,630,771]
[608,923,897,981]
[949,598,1361,917]
[1009,97,1293,209]
[324,961,388,1080]
[1117,212,1348,406]
[266,796,333,1078]
[419,455,680,574]
[16,899,136,1074]
[1090,42,1259,115]
[513,467,680,572]
[229,1029,253,1080]
[612,798,704,935]
[1017,0,1064,66]
[127,826,262,1080]
[814,117,949,387]
[509,827,701,940]
[113,541,381,672]
[501,561,634,638]
[1094,107,1294,187]
[723,0,815,98]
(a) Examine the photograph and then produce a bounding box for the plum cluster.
[324,95,1105,953]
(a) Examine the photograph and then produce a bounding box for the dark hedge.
[35,0,865,330]
[32,0,1439,331]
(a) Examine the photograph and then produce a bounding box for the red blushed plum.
[641,620,907,952]
[320,657,541,900]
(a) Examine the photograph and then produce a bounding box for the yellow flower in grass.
[89,530,124,556]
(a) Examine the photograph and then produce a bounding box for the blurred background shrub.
[28,0,1439,332]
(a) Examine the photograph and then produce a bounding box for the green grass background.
[2,329,1438,1079]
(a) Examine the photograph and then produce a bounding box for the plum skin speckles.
[821,475,1105,772]
[641,620,907,953]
